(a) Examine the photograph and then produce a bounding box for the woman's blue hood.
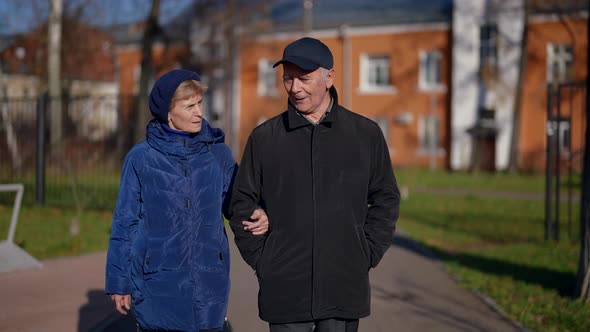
[148,69,201,123]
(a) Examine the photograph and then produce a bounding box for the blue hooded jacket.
[105,70,236,331]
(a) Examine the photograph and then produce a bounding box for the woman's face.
[168,94,203,133]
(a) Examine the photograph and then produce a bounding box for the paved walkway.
[0,233,523,332]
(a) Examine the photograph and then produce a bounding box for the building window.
[480,24,498,77]
[547,44,573,83]
[549,119,571,156]
[419,50,442,91]
[418,115,442,154]
[360,54,394,93]
[257,58,277,97]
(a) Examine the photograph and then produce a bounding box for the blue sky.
[0,0,456,36]
[0,0,194,35]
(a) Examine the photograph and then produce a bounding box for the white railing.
[0,184,24,243]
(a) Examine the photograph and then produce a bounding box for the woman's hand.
[242,208,270,235]
[110,294,131,315]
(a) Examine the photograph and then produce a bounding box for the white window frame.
[549,119,571,157]
[257,58,277,97]
[479,24,498,73]
[417,114,444,156]
[359,54,395,94]
[418,50,444,91]
[547,43,573,84]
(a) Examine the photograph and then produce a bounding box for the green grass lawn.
[395,166,580,194]
[0,170,119,259]
[0,205,113,260]
[396,167,589,332]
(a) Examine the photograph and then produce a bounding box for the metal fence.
[545,82,588,242]
[0,94,141,210]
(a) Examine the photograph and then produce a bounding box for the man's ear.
[325,69,335,89]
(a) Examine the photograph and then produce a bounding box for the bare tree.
[186,0,271,154]
[132,0,161,144]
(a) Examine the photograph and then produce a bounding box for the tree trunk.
[575,12,590,301]
[48,0,63,155]
[132,0,160,144]
[224,0,236,154]
[507,0,528,173]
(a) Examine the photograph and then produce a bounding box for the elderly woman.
[105,69,268,332]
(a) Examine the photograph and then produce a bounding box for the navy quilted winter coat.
[105,118,236,331]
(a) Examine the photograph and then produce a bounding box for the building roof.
[270,0,453,31]
[102,18,191,47]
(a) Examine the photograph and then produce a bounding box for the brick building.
[234,0,587,171]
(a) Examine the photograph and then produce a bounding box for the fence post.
[36,94,46,206]
[555,85,562,241]
[545,83,554,241]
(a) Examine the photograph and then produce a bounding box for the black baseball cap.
[273,37,334,71]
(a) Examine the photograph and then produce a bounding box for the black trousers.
[269,318,359,332]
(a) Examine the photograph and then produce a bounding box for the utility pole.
[339,24,351,109]
[303,0,313,34]
[225,0,237,154]
[48,0,63,155]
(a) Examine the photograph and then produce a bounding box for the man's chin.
[294,105,310,114]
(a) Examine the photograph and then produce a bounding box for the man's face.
[168,94,203,133]
[282,62,334,115]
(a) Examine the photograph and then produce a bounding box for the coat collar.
[285,86,340,130]
[145,118,224,157]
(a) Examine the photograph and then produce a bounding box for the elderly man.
[230,37,400,332]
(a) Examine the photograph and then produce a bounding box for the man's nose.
[290,78,301,93]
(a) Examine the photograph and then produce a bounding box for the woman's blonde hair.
[169,80,207,110]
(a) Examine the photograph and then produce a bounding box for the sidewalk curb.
[394,231,531,332]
